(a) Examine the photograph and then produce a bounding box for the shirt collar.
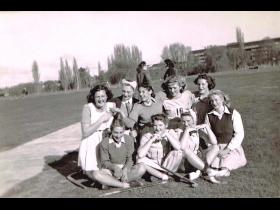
[122,97,133,104]
[109,136,126,144]
[209,106,230,116]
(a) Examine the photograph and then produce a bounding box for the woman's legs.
[91,170,129,188]
[127,163,146,182]
[145,165,168,180]
[181,147,205,170]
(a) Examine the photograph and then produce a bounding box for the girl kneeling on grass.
[137,114,182,182]
[92,118,146,189]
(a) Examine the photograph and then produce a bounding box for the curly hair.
[138,83,156,98]
[208,90,231,107]
[193,73,216,90]
[87,84,113,105]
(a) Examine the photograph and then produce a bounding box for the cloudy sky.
[0,11,280,87]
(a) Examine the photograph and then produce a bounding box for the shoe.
[150,176,161,183]
[188,170,201,181]
[129,180,144,188]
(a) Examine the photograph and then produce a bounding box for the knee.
[91,171,102,181]
[137,163,146,174]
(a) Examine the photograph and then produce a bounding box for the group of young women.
[77,61,247,189]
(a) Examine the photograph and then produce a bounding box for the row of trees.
[20,27,278,96]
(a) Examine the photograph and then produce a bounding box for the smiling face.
[210,94,224,110]
[167,82,181,98]
[111,126,124,143]
[139,87,152,102]
[153,120,167,134]
[181,115,195,128]
[94,90,107,109]
[122,85,134,101]
[197,78,209,95]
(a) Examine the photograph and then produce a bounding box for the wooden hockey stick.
[66,170,90,189]
[160,165,198,188]
[97,181,166,197]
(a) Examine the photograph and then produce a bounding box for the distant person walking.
[136,61,152,88]
[163,59,178,81]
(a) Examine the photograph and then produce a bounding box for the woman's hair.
[138,83,156,98]
[87,84,113,104]
[136,61,146,73]
[161,75,186,95]
[181,109,197,125]
[151,114,168,125]
[164,59,175,68]
[208,90,231,107]
[110,118,125,131]
[193,73,216,90]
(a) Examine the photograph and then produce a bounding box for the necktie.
[126,101,132,114]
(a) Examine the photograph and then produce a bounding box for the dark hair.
[164,59,175,68]
[151,114,168,125]
[138,83,156,98]
[193,73,216,90]
[110,118,125,131]
[138,61,146,68]
[87,84,113,104]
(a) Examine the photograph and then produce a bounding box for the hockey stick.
[160,165,198,188]
[97,181,165,197]
[66,170,90,189]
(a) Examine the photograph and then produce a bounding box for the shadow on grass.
[47,151,101,189]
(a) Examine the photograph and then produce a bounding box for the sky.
[0,11,280,88]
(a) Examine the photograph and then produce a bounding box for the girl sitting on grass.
[137,114,181,182]
[92,118,146,189]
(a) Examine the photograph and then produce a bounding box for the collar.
[209,106,230,116]
[122,98,133,104]
[109,136,126,145]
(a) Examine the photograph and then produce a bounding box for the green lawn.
[1,68,280,197]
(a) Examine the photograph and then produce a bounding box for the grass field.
[1,68,280,197]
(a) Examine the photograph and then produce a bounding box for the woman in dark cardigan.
[205,90,247,178]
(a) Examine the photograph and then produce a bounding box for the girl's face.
[139,87,152,102]
[111,126,124,143]
[210,94,224,110]
[153,120,167,134]
[168,82,181,98]
[197,78,209,94]
[94,90,107,108]
[182,115,195,128]
[122,85,134,101]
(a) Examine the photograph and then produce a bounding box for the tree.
[65,60,73,89]
[205,46,232,72]
[236,27,247,69]
[72,57,80,90]
[107,44,142,82]
[79,67,92,88]
[160,43,192,74]
[58,58,69,91]
[32,60,40,93]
